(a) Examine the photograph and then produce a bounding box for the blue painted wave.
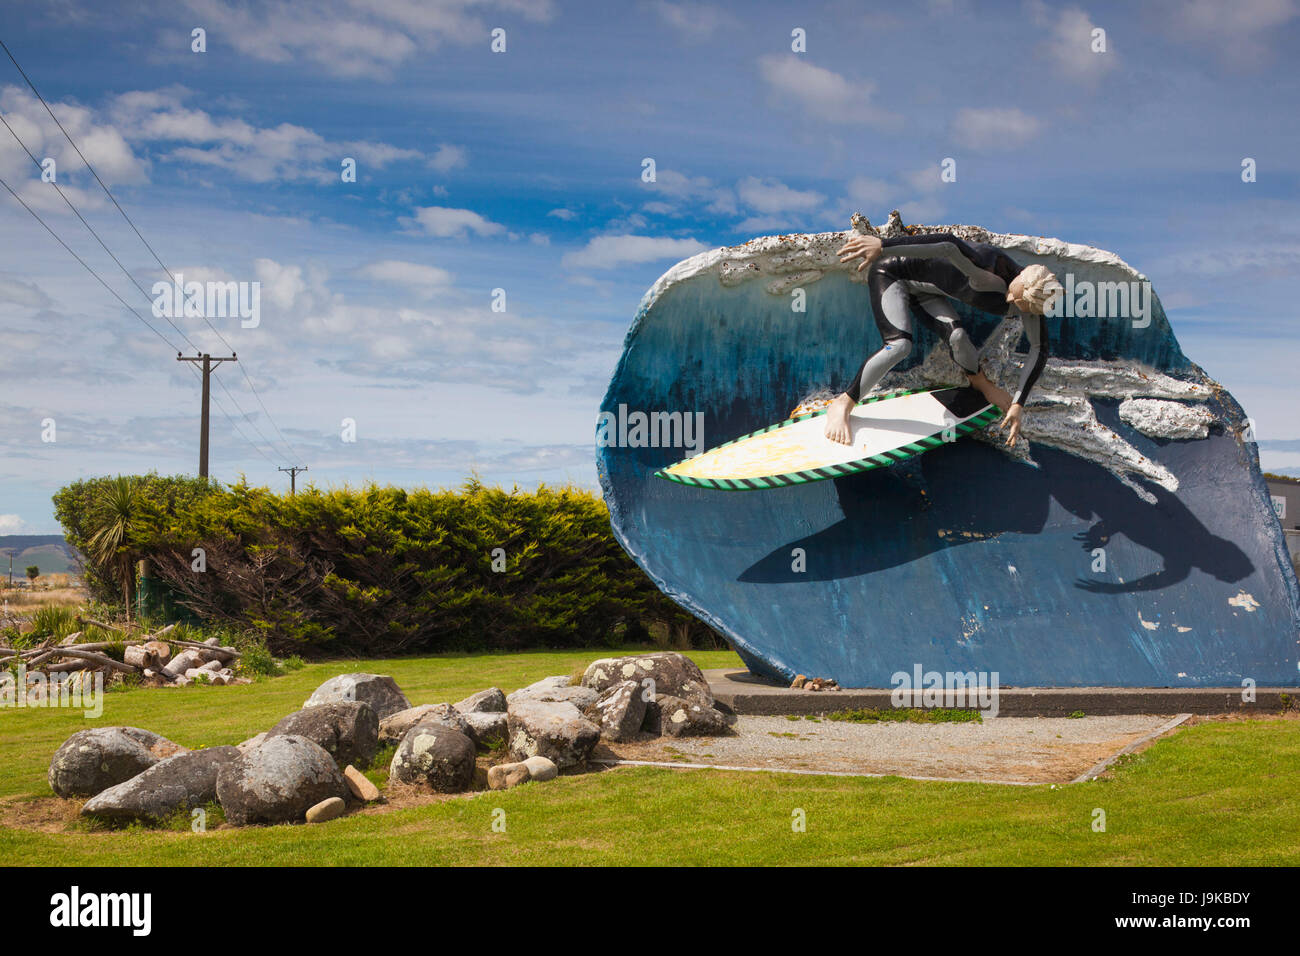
[597,231,1300,687]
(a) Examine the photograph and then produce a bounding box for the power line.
[0,108,287,463]
[0,108,201,352]
[0,36,305,465]
[0,170,284,471]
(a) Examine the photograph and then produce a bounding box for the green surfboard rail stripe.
[652,388,1002,490]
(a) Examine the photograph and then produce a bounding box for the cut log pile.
[0,620,249,689]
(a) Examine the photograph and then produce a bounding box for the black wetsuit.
[845,233,1048,407]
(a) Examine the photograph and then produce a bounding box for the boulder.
[236,732,267,752]
[462,711,508,746]
[506,698,599,769]
[389,726,476,792]
[593,680,647,742]
[80,747,240,823]
[487,761,531,790]
[657,695,729,737]
[582,652,714,706]
[215,735,348,826]
[487,754,558,790]
[343,765,380,802]
[454,687,507,714]
[267,701,379,769]
[305,796,346,823]
[303,673,410,720]
[379,703,475,746]
[522,755,558,782]
[507,676,599,709]
[48,727,187,798]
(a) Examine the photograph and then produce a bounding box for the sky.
[0,0,1298,534]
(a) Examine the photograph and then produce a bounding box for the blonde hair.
[1014,264,1064,314]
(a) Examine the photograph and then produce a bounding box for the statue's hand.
[996,403,1024,447]
[837,235,882,272]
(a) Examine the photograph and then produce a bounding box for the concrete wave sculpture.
[597,214,1300,687]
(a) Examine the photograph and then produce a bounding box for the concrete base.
[705,669,1297,717]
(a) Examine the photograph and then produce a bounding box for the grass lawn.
[2,646,1298,866]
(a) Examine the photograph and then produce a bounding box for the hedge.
[52,474,719,656]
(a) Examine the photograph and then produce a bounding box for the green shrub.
[29,605,77,640]
[53,475,721,657]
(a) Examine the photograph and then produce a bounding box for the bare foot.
[967,370,1013,411]
[823,393,855,444]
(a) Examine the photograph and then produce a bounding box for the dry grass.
[0,585,87,609]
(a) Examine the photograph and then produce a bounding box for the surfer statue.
[826,232,1063,448]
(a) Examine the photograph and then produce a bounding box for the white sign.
[1272,495,1286,520]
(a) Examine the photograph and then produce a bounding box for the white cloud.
[548,208,577,221]
[0,276,54,309]
[757,55,898,126]
[1032,5,1116,81]
[254,258,309,311]
[359,259,454,289]
[405,206,507,238]
[0,514,29,534]
[562,234,709,269]
[0,86,147,212]
[951,107,1042,151]
[179,0,557,79]
[736,176,825,214]
[108,87,421,184]
[652,1,734,40]
[429,144,468,172]
[1158,0,1298,68]
[845,176,894,207]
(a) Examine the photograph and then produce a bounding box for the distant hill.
[0,535,81,577]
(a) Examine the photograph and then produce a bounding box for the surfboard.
[655,386,1001,490]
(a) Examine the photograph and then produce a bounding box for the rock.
[379,703,475,746]
[462,711,508,746]
[343,765,380,802]
[522,755,558,782]
[641,700,661,735]
[267,701,379,769]
[506,698,599,769]
[454,687,507,714]
[593,680,647,742]
[215,735,348,826]
[487,761,531,790]
[304,673,410,720]
[389,726,476,792]
[657,695,729,737]
[581,653,713,706]
[487,755,558,789]
[305,796,346,823]
[48,727,187,798]
[236,732,266,752]
[162,649,204,679]
[507,676,599,709]
[80,747,240,823]
[791,674,807,689]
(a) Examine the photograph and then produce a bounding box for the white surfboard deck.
[656,386,1000,490]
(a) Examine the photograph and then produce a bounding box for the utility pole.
[278,465,308,494]
[176,352,237,478]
